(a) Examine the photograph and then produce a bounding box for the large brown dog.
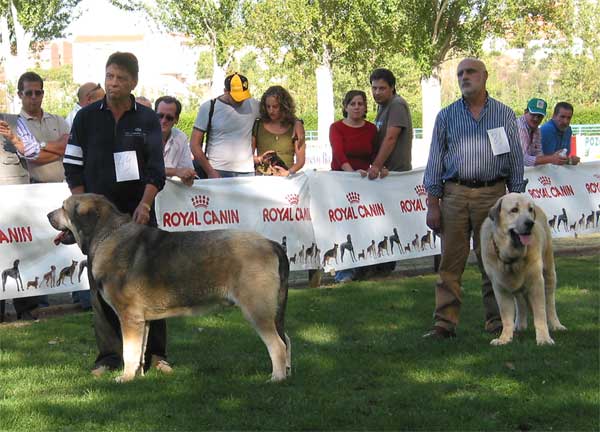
[481,193,566,346]
[48,194,291,382]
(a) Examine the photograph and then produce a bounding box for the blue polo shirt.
[64,95,165,217]
[540,119,572,155]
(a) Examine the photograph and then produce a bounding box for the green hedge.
[571,106,600,125]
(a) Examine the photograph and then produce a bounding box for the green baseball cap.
[527,98,547,116]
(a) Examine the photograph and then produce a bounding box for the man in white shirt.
[190,73,259,178]
[17,72,69,183]
[155,95,196,186]
[65,82,105,127]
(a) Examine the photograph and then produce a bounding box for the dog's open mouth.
[510,229,532,247]
[54,229,76,245]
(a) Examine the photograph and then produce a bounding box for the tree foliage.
[246,0,396,70]
[395,0,575,77]
[0,0,82,48]
[153,0,246,67]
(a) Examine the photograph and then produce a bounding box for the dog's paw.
[550,323,567,331]
[536,336,555,346]
[269,373,287,383]
[490,337,512,346]
[115,374,135,383]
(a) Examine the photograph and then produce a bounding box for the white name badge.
[114,151,140,182]
[487,127,510,156]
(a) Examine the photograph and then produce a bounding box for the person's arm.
[517,121,537,167]
[425,194,441,233]
[63,112,86,194]
[133,183,160,225]
[368,125,401,179]
[190,128,220,178]
[135,113,165,224]
[505,114,526,193]
[330,122,352,170]
[165,132,196,186]
[423,110,447,233]
[288,120,306,175]
[0,118,40,159]
[32,134,68,163]
[534,152,568,166]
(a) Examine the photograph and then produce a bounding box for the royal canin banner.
[1,162,599,300]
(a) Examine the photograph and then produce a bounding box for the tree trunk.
[418,71,442,168]
[315,64,334,151]
[210,51,226,99]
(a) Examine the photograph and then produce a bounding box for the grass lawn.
[0,255,598,431]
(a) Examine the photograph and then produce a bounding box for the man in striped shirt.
[0,116,41,162]
[0,115,42,321]
[422,58,526,339]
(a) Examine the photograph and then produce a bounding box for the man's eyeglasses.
[21,89,44,97]
[157,113,176,122]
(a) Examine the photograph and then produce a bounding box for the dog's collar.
[492,237,520,266]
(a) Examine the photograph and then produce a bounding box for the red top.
[329,120,377,171]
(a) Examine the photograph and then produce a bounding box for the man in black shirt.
[64,52,170,376]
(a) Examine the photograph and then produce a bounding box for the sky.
[65,0,159,38]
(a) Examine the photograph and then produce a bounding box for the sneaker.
[151,355,173,374]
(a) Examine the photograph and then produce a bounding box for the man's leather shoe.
[422,326,456,339]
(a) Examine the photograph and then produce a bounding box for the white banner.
[1,162,599,300]
[0,184,87,300]
[155,175,316,271]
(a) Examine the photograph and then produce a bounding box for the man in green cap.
[518,97,569,166]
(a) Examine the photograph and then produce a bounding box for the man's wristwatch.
[40,141,47,150]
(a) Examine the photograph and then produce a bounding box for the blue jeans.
[335,269,355,282]
[216,170,254,178]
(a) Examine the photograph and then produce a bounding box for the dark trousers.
[13,297,40,315]
[88,259,167,370]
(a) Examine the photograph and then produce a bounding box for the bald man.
[422,58,526,339]
[66,82,105,127]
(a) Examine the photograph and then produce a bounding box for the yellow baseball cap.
[225,73,251,102]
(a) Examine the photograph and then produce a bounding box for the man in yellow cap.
[190,73,259,178]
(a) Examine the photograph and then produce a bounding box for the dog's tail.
[270,240,289,347]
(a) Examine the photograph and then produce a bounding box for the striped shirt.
[423,96,526,197]
[517,115,542,167]
[15,116,40,160]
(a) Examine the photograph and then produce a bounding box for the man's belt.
[447,178,505,188]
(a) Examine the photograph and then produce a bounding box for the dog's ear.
[488,198,502,223]
[73,199,100,255]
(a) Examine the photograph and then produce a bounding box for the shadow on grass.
[0,256,598,430]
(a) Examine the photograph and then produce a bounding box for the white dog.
[481,193,566,346]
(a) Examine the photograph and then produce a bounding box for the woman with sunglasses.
[252,85,305,176]
[155,96,196,186]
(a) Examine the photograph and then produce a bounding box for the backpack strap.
[203,98,217,154]
[252,117,261,137]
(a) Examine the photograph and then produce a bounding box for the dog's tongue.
[53,231,66,245]
[519,234,532,246]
